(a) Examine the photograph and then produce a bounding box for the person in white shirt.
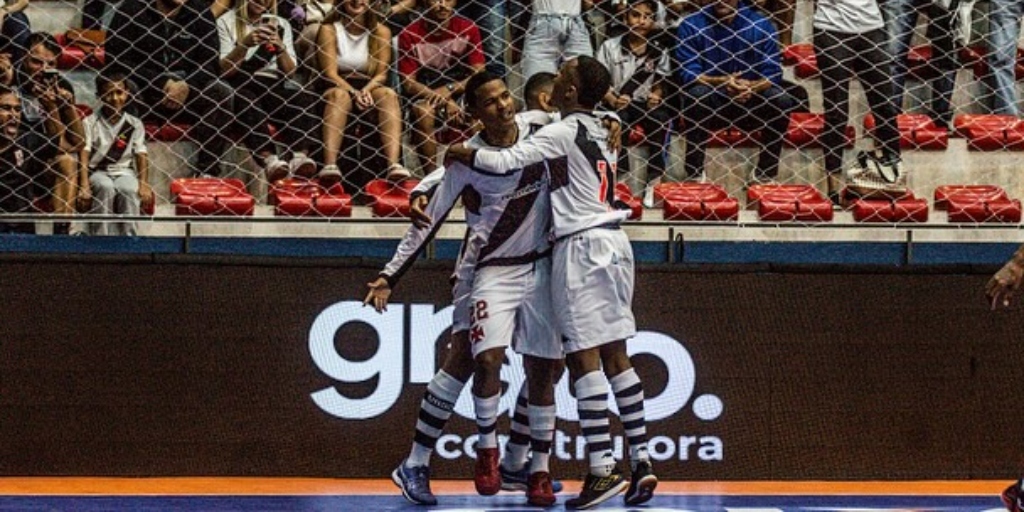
[446,55,657,510]
[813,0,904,203]
[316,0,408,184]
[217,0,319,182]
[77,73,150,236]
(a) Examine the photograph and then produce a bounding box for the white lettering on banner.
[309,301,725,460]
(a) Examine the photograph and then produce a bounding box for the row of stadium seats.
[165,176,1022,225]
[782,43,1014,81]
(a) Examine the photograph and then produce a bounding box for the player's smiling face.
[471,79,515,129]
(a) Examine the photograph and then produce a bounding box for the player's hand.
[409,195,432,229]
[444,142,473,166]
[987,259,1024,310]
[363,276,392,312]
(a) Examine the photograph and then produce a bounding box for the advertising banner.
[1,258,1021,480]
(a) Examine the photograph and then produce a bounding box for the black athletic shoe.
[565,469,628,510]
[1002,479,1023,512]
[624,460,658,506]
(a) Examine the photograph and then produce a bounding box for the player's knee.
[474,348,504,374]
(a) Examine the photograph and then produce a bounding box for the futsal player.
[365,71,566,507]
[445,56,659,509]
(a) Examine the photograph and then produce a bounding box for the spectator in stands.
[813,0,903,202]
[0,84,49,233]
[598,0,673,208]
[398,0,485,173]
[106,0,235,178]
[520,0,594,80]
[78,73,151,236]
[217,0,319,182]
[750,0,793,46]
[317,0,407,184]
[458,0,505,77]
[0,0,29,63]
[986,0,1023,116]
[675,0,796,184]
[882,0,958,130]
[7,33,84,235]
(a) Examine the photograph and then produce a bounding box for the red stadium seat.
[145,123,192,142]
[850,192,929,223]
[657,182,739,221]
[435,127,474,145]
[270,178,352,217]
[784,112,855,148]
[933,185,1010,210]
[954,114,1024,150]
[364,178,420,218]
[959,45,988,77]
[863,113,949,150]
[750,184,833,222]
[707,128,759,148]
[782,43,818,79]
[935,185,1022,223]
[171,177,254,216]
[614,182,643,220]
[54,32,106,70]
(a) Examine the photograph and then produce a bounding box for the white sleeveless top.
[334,22,370,73]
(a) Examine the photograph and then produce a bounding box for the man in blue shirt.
[675,0,796,182]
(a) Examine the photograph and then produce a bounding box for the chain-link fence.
[1,0,1023,233]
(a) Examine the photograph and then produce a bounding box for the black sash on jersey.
[94,121,135,172]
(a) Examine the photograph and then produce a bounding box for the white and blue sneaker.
[391,460,438,506]
[499,463,564,493]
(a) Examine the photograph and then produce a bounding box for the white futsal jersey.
[378,110,559,351]
[469,111,636,351]
[470,111,629,239]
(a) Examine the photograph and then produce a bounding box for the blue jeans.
[880,0,957,126]
[0,11,30,64]
[987,0,1024,116]
[521,14,593,79]
[458,0,506,77]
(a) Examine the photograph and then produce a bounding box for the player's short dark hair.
[24,32,61,59]
[95,72,132,96]
[463,70,503,111]
[523,72,554,107]
[572,56,611,109]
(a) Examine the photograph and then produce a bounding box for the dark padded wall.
[1,257,1020,479]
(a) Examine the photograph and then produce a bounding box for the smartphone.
[260,14,276,26]
[42,68,59,86]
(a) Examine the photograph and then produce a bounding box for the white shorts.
[468,258,562,360]
[552,227,636,353]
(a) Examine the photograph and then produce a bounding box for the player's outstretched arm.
[364,277,392,313]
[987,245,1024,310]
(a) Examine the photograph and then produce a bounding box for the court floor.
[0,478,1010,511]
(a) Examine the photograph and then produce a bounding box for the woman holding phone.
[216,0,321,182]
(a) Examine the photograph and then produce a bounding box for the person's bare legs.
[372,87,403,167]
[322,87,352,169]
[409,99,437,172]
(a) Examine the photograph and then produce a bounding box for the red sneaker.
[474,447,501,495]
[527,471,556,507]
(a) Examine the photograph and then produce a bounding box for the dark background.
[1,255,1021,480]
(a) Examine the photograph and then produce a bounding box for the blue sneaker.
[391,461,438,506]
[500,464,563,493]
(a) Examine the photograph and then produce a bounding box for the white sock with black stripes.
[406,370,465,468]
